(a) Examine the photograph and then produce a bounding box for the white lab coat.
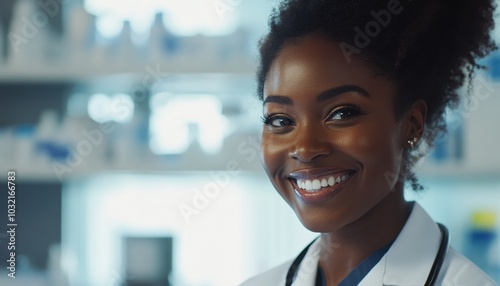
[240,203,498,286]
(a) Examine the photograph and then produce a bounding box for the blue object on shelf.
[484,51,500,80]
[466,229,496,271]
[431,134,448,163]
[35,141,70,161]
[463,211,499,282]
[13,124,35,137]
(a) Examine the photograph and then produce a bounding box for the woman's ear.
[403,100,427,147]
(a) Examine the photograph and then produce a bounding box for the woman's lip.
[289,168,357,180]
[290,171,356,203]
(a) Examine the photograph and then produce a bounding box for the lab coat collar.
[362,202,442,286]
[293,202,442,286]
[291,238,322,286]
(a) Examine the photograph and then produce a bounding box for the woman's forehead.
[263,36,390,98]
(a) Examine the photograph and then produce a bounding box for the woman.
[241,0,498,285]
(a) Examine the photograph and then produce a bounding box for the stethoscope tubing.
[424,223,449,286]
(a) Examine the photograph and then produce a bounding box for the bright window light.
[159,1,238,36]
[85,0,238,38]
[88,93,134,123]
[95,14,124,39]
[149,93,228,155]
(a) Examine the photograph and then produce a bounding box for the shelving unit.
[0,143,265,182]
[1,67,262,183]
[0,58,257,82]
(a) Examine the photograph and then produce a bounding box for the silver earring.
[408,137,418,148]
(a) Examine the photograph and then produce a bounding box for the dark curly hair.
[256,0,497,191]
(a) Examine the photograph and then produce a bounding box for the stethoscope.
[285,223,449,286]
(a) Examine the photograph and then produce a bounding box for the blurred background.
[0,0,499,285]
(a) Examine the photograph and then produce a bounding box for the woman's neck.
[318,189,412,285]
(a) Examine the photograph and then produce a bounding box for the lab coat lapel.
[359,203,442,286]
[291,238,321,286]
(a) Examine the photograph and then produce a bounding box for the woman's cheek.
[340,124,397,171]
[352,125,402,189]
[260,134,295,203]
[260,133,285,175]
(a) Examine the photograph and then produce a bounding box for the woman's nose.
[288,127,332,162]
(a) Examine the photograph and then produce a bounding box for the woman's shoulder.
[439,247,498,286]
[239,258,293,286]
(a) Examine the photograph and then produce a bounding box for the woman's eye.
[262,115,294,127]
[329,106,363,121]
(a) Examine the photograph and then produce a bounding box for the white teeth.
[321,178,328,187]
[296,173,352,192]
[305,180,313,191]
[312,179,321,190]
[328,176,335,186]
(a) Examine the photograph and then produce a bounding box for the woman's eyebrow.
[263,85,369,105]
[316,85,370,102]
[263,95,294,105]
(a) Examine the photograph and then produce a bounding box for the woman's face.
[261,35,408,232]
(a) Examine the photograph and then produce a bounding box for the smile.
[288,169,356,203]
[296,172,352,192]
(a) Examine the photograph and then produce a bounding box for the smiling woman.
[260,37,410,237]
[240,0,498,286]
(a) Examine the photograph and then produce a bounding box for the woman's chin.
[294,211,346,233]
